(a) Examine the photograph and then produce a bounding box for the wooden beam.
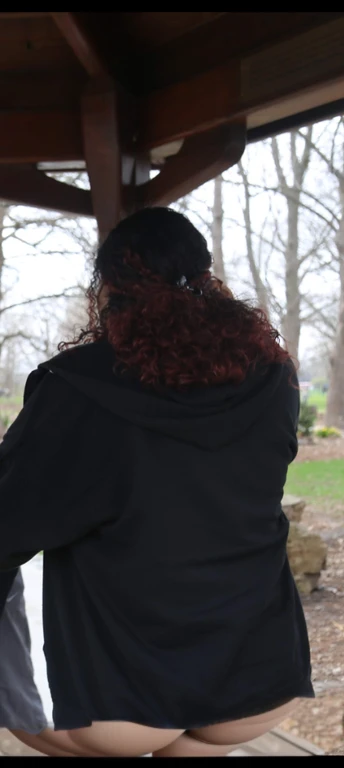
[0,110,83,163]
[135,12,343,93]
[51,12,107,77]
[241,16,344,111]
[82,76,123,242]
[0,72,86,111]
[0,165,93,217]
[138,60,242,151]
[137,122,246,208]
[137,16,344,152]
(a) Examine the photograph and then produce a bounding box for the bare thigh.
[67,721,184,757]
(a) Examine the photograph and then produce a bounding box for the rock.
[298,436,315,445]
[287,523,327,595]
[327,745,344,755]
[282,494,306,523]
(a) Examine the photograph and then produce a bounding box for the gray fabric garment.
[0,569,48,734]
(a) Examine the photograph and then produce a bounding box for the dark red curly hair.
[62,207,290,390]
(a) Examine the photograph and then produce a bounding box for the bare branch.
[0,289,82,316]
[299,125,313,177]
[271,137,287,189]
[297,127,344,182]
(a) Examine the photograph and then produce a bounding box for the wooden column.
[82,76,123,243]
[82,76,151,242]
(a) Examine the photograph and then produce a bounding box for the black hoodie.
[0,341,313,729]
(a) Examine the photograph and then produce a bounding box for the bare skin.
[153,699,299,757]
[10,728,104,757]
[20,699,297,758]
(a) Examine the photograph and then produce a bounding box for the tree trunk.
[282,190,301,361]
[238,161,270,315]
[0,203,8,371]
[211,175,226,284]
[0,203,6,306]
[326,182,344,428]
[271,131,313,363]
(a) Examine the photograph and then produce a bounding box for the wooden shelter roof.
[0,12,344,236]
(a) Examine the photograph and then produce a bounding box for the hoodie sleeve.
[0,368,118,570]
[286,361,300,462]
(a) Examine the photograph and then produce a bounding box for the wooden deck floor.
[0,727,324,757]
[230,728,324,756]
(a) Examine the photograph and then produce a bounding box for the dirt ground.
[280,437,344,753]
[295,434,344,463]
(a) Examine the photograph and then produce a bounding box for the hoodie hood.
[39,342,296,452]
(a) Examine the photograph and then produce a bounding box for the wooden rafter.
[137,61,241,151]
[134,12,342,93]
[51,12,108,77]
[0,166,93,217]
[137,16,344,152]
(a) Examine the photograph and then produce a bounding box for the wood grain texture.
[0,110,83,163]
[138,122,246,207]
[0,165,92,216]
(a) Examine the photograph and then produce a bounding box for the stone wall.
[282,495,327,596]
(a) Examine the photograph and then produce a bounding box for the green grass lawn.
[307,389,327,414]
[0,394,22,408]
[0,395,22,429]
[285,458,344,504]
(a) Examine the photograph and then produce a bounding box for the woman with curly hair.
[0,207,313,757]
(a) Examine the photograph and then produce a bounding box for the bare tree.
[175,177,228,283]
[300,118,344,427]
[0,203,6,303]
[227,127,340,364]
[211,176,227,284]
[269,130,313,357]
[0,173,97,390]
[236,162,270,315]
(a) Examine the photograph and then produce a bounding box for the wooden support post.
[82,76,123,243]
[82,76,152,241]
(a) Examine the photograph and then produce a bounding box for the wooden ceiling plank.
[138,60,242,151]
[137,16,344,152]
[51,12,107,77]
[0,72,86,110]
[133,12,342,93]
[0,165,93,217]
[0,110,83,163]
[0,14,85,75]
[137,122,246,208]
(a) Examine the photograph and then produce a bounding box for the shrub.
[298,400,317,437]
[315,426,341,439]
[0,412,11,431]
